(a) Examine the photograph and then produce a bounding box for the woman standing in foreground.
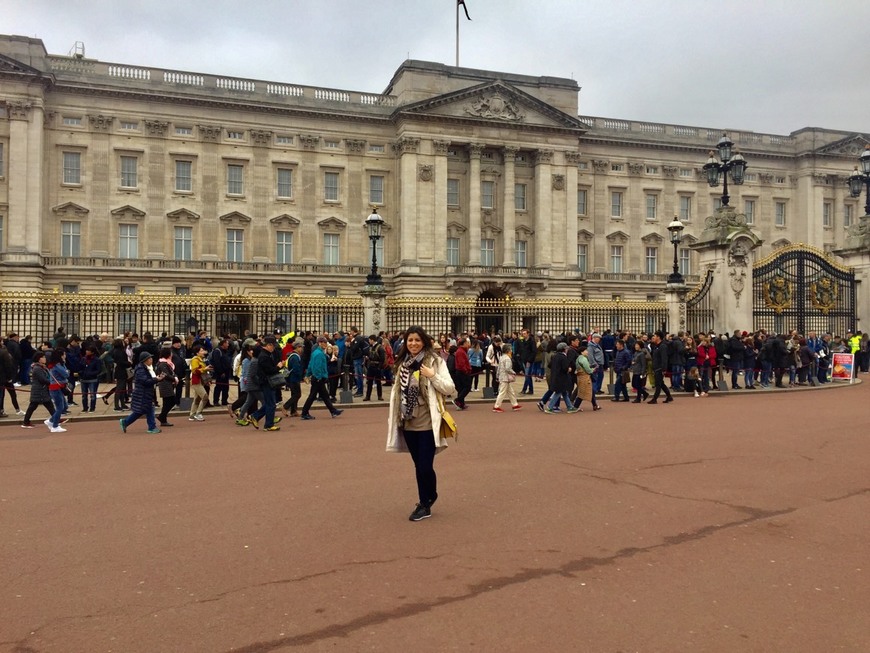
[386,326,456,522]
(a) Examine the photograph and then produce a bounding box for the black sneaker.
[331,409,343,418]
[300,414,315,420]
[409,503,431,521]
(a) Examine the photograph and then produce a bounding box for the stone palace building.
[0,34,867,336]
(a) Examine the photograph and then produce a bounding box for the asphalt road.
[1,382,868,653]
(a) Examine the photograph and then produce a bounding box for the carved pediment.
[814,134,870,157]
[394,81,587,133]
[166,208,200,222]
[110,205,146,220]
[317,216,347,231]
[515,224,535,237]
[52,202,89,217]
[447,221,467,238]
[577,229,594,242]
[219,211,252,226]
[641,232,664,244]
[606,230,630,244]
[772,238,792,249]
[0,54,43,76]
[681,234,698,246]
[270,214,301,228]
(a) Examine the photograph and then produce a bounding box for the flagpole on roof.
[456,1,471,67]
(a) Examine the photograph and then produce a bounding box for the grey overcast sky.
[3,0,869,136]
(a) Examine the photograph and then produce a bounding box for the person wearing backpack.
[668,333,685,391]
[364,335,385,401]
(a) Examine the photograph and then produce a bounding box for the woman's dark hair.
[112,338,125,349]
[32,350,46,362]
[49,348,66,365]
[159,347,172,359]
[394,325,434,369]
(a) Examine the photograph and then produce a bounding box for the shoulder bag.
[435,392,458,441]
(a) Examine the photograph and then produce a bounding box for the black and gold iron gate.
[753,244,856,336]
[686,269,715,334]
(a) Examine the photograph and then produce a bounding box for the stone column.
[565,152,583,267]
[533,149,554,267]
[501,146,518,266]
[834,215,870,330]
[432,140,450,265]
[665,282,688,334]
[360,286,389,339]
[6,100,43,263]
[690,206,763,332]
[395,136,420,266]
[467,143,484,265]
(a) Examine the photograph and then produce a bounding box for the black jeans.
[650,370,672,400]
[158,395,176,424]
[23,400,55,425]
[301,378,337,415]
[403,428,437,506]
[455,372,471,406]
[282,382,302,414]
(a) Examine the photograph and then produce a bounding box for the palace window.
[844,203,854,227]
[515,183,527,211]
[610,245,624,273]
[62,116,82,126]
[276,231,293,264]
[323,233,340,265]
[577,243,588,272]
[775,176,786,184]
[515,240,527,268]
[679,248,691,276]
[61,221,81,257]
[368,144,385,153]
[577,189,587,215]
[0,216,4,252]
[611,163,624,172]
[226,130,244,140]
[324,171,340,202]
[175,160,192,192]
[447,237,460,266]
[63,151,82,185]
[227,164,244,195]
[226,229,244,262]
[611,191,623,218]
[713,197,723,212]
[174,226,192,261]
[775,201,786,226]
[481,181,495,209]
[679,195,692,222]
[369,175,384,205]
[277,168,293,199]
[480,239,495,267]
[175,126,193,136]
[120,156,138,189]
[823,201,833,228]
[120,121,138,131]
[324,140,340,149]
[276,135,294,145]
[679,168,692,178]
[175,287,190,295]
[447,179,460,207]
[62,284,79,294]
[646,194,657,220]
[744,199,755,224]
[645,246,658,274]
[119,224,138,259]
[120,285,136,295]
[0,143,4,177]
[646,166,659,175]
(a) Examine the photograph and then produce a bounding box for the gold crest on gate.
[810,276,838,315]
[763,274,792,314]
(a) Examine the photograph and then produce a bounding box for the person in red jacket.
[452,337,472,409]
[695,335,717,397]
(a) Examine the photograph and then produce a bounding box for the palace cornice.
[395,112,584,137]
[581,135,796,161]
[48,83,395,126]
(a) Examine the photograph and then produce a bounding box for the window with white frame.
[323,233,340,265]
[120,121,138,131]
[227,164,244,195]
[611,191,623,218]
[447,179,460,207]
[118,223,138,259]
[175,126,193,136]
[368,144,385,153]
[446,237,460,265]
[577,189,587,215]
[227,130,244,140]
[62,116,82,126]
[175,286,190,295]
[324,140,339,149]
[744,199,755,224]
[174,226,192,260]
[645,246,658,274]
[713,197,722,212]
[611,163,624,172]
[324,171,340,201]
[63,151,82,185]
[679,248,691,276]
[120,155,138,189]
[62,284,79,294]
[369,175,384,204]
[646,193,657,220]
[577,243,588,272]
[120,285,136,295]
[610,245,624,273]
[844,203,854,227]
[480,238,495,267]
[481,181,495,209]
[276,135,293,145]
[679,168,692,178]
[61,221,81,257]
[226,229,244,262]
[679,195,692,222]
[277,168,293,199]
[515,183,527,210]
[0,142,5,177]
[0,215,4,252]
[175,160,192,192]
[823,201,833,228]
[646,166,659,175]
[515,240,527,268]
[370,237,384,267]
[276,231,293,264]
[775,201,786,226]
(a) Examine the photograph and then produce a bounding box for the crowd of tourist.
[0,324,866,434]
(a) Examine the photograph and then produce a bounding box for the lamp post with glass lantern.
[703,133,748,207]
[667,217,685,285]
[364,207,384,287]
[847,144,870,216]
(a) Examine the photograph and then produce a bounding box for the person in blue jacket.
[300,336,343,420]
[79,345,104,412]
[119,351,166,435]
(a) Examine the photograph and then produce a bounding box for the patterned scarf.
[400,352,425,420]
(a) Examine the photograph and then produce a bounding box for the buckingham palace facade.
[0,34,866,313]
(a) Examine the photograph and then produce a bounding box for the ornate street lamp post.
[703,133,748,206]
[365,207,385,286]
[667,217,685,285]
[847,144,870,216]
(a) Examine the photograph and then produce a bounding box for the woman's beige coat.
[386,352,456,453]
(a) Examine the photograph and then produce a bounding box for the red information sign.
[830,353,854,382]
